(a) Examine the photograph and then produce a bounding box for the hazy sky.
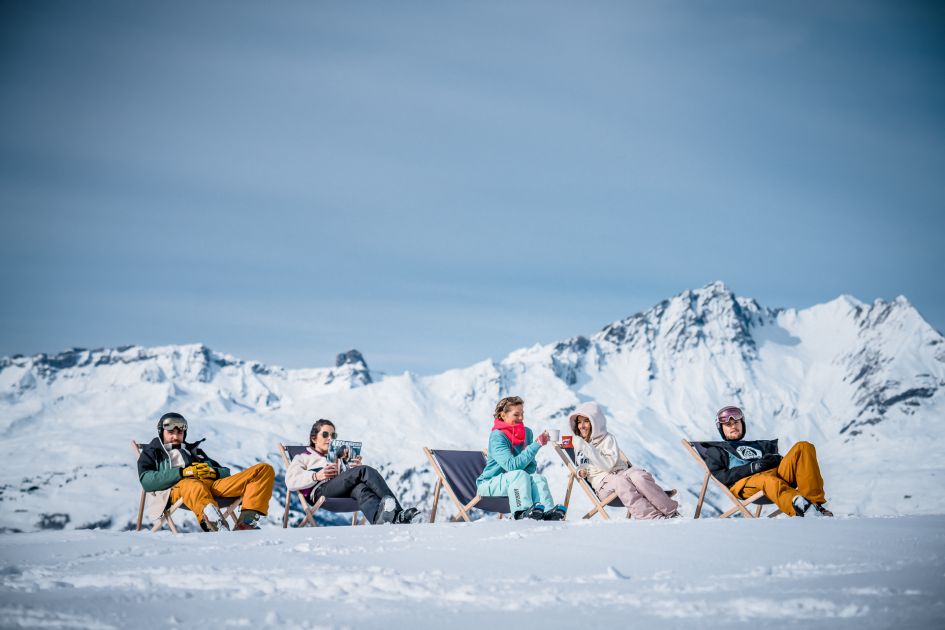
[1,1,943,374]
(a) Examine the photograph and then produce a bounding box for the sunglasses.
[716,406,744,426]
[315,431,338,440]
[162,420,187,432]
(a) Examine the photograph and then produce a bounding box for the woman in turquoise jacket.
[476,396,566,520]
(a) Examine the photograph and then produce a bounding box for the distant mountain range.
[1,282,942,532]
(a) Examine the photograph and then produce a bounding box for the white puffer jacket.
[568,401,630,491]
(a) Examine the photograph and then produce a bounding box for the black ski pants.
[313,465,401,524]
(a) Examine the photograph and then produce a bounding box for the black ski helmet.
[716,405,746,441]
[158,412,188,442]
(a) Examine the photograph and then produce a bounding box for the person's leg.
[169,479,217,522]
[314,466,398,523]
[209,463,275,515]
[600,470,663,519]
[478,470,533,512]
[777,442,827,505]
[626,467,679,516]
[528,473,555,508]
[736,470,800,516]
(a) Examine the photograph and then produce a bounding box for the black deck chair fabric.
[283,445,361,513]
[429,449,510,515]
[691,441,775,508]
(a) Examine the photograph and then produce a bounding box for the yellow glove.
[181,464,198,478]
[193,462,217,479]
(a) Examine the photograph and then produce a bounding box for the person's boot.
[202,504,230,532]
[523,504,545,520]
[393,507,422,524]
[234,509,263,530]
[812,503,834,518]
[792,495,811,517]
[374,496,398,524]
[542,505,567,521]
[665,489,677,498]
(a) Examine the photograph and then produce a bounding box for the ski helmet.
[715,405,746,440]
[158,412,188,442]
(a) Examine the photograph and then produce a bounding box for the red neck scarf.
[492,418,526,446]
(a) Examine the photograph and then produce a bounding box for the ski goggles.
[162,418,188,432]
[716,406,744,426]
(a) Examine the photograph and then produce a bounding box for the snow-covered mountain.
[1,282,943,532]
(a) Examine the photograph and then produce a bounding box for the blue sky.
[1,1,943,374]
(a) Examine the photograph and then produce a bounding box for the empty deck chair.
[423,448,510,522]
[278,444,365,528]
[132,440,241,533]
[682,439,782,519]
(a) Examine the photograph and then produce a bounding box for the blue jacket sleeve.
[490,430,541,472]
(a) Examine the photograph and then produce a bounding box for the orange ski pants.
[170,462,275,522]
[730,441,826,516]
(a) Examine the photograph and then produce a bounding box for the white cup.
[546,429,561,444]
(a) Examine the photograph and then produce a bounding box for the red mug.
[561,435,573,448]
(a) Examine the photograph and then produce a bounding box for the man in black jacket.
[137,412,275,531]
[700,405,833,517]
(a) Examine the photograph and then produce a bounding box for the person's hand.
[181,465,198,478]
[315,463,340,481]
[536,431,550,446]
[193,462,217,479]
[349,455,362,468]
[748,454,781,474]
[577,468,588,479]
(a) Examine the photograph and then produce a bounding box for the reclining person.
[476,396,566,521]
[702,405,833,517]
[137,412,275,531]
[285,419,421,524]
[569,401,678,519]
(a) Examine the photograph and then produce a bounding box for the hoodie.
[568,401,629,491]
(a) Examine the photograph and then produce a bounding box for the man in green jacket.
[137,412,275,531]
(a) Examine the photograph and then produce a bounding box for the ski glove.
[182,462,217,480]
[748,454,782,474]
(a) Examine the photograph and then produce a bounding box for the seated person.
[137,412,275,531]
[285,418,421,524]
[476,395,566,521]
[569,401,678,519]
[701,405,833,517]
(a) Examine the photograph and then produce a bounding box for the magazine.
[326,439,363,472]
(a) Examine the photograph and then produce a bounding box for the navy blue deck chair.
[132,440,242,533]
[279,443,365,527]
[423,448,511,522]
[682,439,782,518]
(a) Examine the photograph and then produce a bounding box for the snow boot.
[202,504,230,532]
[792,495,811,517]
[542,505,567,521]
[374,496,398,524]
[234,509,263,530]
[812,503,834,518]
[522,504,545,520]
[393,507,422,524]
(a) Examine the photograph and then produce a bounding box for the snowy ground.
[1,515,944,629]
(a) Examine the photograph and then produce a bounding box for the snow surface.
[1,516,944,629]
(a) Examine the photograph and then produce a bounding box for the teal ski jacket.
[476,427,541,486]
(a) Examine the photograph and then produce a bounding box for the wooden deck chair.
[423,448,510,522]
[131,440,241,533]
[681,439,782,519]
[278,444,366,528]
[555,444,677,520]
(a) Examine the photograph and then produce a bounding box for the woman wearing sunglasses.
[286,418,421,524]
[701,405,833,517]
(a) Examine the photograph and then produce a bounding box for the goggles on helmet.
[716,406,744,426]
[162,418,188,432]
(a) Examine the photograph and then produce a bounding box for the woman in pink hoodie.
[569,401,679,519]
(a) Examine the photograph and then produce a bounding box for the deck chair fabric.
[682,439,782,519]
[278,444,364,528]
[132,440,241,533]
[424,448,510,522]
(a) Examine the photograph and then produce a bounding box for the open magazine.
[326,439,363,472]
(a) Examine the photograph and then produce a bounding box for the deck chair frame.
[423,447,507,523]
[554,444,626,520]
[681,439,782,519]
[132,440,241,533]
[277,443,365,528]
